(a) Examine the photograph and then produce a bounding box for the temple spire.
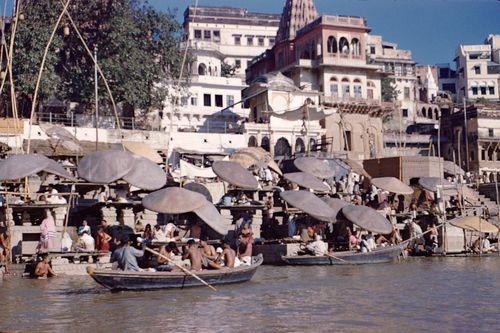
[276,0,318,43]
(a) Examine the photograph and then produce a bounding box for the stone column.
[252,209,263,239]
[119,208,135,229]
[101,206,118,225]
[53,207,67,227]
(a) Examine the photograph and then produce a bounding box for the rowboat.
[86,254,263,291]
[281,245,404,265]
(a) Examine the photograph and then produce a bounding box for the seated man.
[218,241,237,268]
[34,253,57,278]
[152,224,167,243]
[76,230,95,252]
[237,233,254,266]
[182,239,202,271]
[111,234,144,271]
[305,235,328,256]
[200,238,223,270]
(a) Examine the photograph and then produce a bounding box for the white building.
[455,34,500,102]
[160,6,280,133]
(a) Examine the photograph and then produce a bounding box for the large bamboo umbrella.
[371,177,413,195]
[284,172,330,192]
[342,205,393,234]
[142,187,205,214]
[122,156,166,191]
[418,177,455,193]
[193,201,229,235]
[44,159,77,181]
[0,154,50,180]
[77,150,135,184]
[322,197,351,219]
[212,161,259,190]
[294,157,335,179]
[280,190,336,222]
[449,216,499,233]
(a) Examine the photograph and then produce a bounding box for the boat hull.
[88,254,263,291]
[282,245,404,265]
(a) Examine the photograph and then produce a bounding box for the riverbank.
[1,257,498,332]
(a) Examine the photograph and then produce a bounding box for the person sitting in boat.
[200,237,224,270]
[111,234,144,271]
[237,232,254,266]
[375,234,389,247]
[76,230,95,252]
[164,223,179,242]
[366,232,376,251]
[300,225,315,243]
[359,235,371,253]
[156,242,178,271]
[34,253,57,279]
[305,235,328,256]
[152,224,167,243]
[347,227,360,250]
[181,239,202,271]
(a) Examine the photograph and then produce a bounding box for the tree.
[381,77,399,102]
[7,0,187,117]
[221,61,236,77]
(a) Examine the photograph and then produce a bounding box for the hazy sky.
[150,0,499,65]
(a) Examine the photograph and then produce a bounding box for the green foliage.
[221,61,236,77]
[9,0,187,114]
[381,77,399,102]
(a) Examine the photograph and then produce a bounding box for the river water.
[1,257,499,332]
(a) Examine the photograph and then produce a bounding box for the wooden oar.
[324,252,348,263]
[144,247,217,292]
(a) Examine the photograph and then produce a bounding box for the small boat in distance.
[86,254,264,291]
[281,245,404,265]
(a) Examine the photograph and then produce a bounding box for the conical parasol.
[184,182,213,203]
[341,205,393,234]
[322,197,351,218]
[41,124,83,154]
[442,160,465,176]
[193,201,229,235]
[0,154,50,180]
[449,216,499,233]
[77,150,135,184]
[371,177,413,195]
[343,159,371,178]
[229,152,260,169]
[284,172,330,192]
[294,157,335,179]
[418,177,455,193]
[142,187,206,214]
[44,159,77,181]
[212,161,259,190]
[122,156,166,191]
[280,190,336,222]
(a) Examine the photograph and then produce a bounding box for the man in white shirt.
[153,224,167,243]
[76,231,95,251]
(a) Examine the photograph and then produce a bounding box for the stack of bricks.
[135,209,158,227]
[119,208,135,228]
[101,206,117,225]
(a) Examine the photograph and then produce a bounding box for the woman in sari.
[39,209,56,253]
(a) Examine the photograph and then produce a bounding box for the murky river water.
[1,257,499,332]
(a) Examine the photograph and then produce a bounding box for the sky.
[150,0,500,65]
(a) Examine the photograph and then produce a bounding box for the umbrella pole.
[144,247,217,292]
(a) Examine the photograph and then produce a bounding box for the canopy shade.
[343,159,370,178]
[212,161,259,190]
[294,157,335,179]
[284,172,330,192]
[280,190,336,222]
[44,159,77,181]
[183,182,213,202]
[449,216,499,233]
[418,177,455,193]
[230,147,282,176]
[123,141,163,164]
[77,150,135,184]
[193,201,229,235]
[341,205,393,234]
[41,124,83,154]
[122,157,166,191]
[0,154,50,180]
[371,177,413,195]
[322,197,351,219]
[142,187,206,214]
[442,161,465,176]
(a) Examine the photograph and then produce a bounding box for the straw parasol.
[77,150,135,184]
[343,159,371,178]
[184,182,213,203]
[44,159,77,181]
[322,197,351,219]
[0,154,50,180]
[193,201,229,235]
[371,177,413,195]
[212,161,259,190]
[280,190,336,222]
[294,157,335,179]
[284,172,330,192]
[341,205,393,234]
[449,216,499,233]
[418,177,455,193]
[122,156,166,191]
[142,187,205,214]
[442,160,465,176]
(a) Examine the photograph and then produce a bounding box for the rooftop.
[184,6,281,26]
[297,14,368,36]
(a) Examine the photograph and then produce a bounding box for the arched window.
[341,78,350,98]
[198,63,207,75]
[214,66,218,76]
[428,108,433,119]
[295,138,305,154]
[367,81,375,99]
[261,136,270,152]
[274,137,292,158]
[327,36,337,53]
[434,108,439,120]
[421,107,426,118]
[351,38,360,56]
[309,138,317,151]
[248,136,258,147]
[330,77,339,97]
[208,66,213,76]
[353,78,362,98]
[339,37,349,55]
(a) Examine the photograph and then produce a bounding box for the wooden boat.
[281,245,404,265]
[86,254,263,291]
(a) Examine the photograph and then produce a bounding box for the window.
[194,30,202,39]
[480,86,486,95]
[404,87,410,100]
[234,36,241,45]
[180,96,188,106]
[489,86,495,95]
[203,30,211,40]
[235,59,241,68]
[370,46,375,54]
[489,129,494,137]
[327,36,337,53]
[213,30,220,42]
[330,84,338,96]
[247,36,253,46]
[247,60,252,68]
[203,94,211,107]
[342,85,350,98]
[353,85,362,98]
[344,131,352,151]
[191,96,198,106]
[367,89,374,99]
[474,65,481,74]
[258,37,264,46]
[472,86,478,95]
[401,109,408,117]
[226,95,234,107]
[269,38,275,46]
[215,95,223,107]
